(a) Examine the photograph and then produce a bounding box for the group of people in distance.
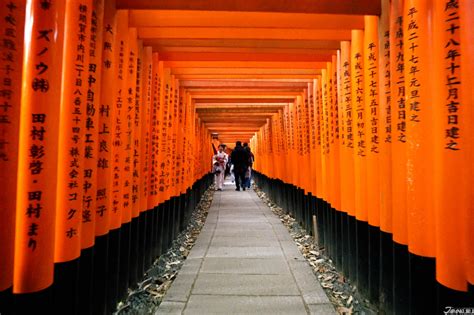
[212,141,255,191]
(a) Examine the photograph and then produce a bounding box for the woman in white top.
[212,145,228,191]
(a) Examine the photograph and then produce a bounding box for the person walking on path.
[212,144,228,191]
[230,141,250,191]
[243,143,255,189]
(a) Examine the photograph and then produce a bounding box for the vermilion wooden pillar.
[14,0,64,313]
[0,2,25,313]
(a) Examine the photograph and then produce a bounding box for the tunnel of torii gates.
[0,0,473,314]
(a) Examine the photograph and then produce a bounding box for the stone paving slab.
[162,274,197,302]
[205,246,284,258]
[209,236,281,247]
[215,222,273,230]
[200,257,290,274]
[157,185,336,314]
[184,295,308,315]
[158,301,186,314]
[192,273,301,295]
[212,229,276,238]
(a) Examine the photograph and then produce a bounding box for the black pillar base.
[118,221,131,302]
[347,215,357,282]
[179,193,186,232]
[379,230,393,314]
[53,258,80,315]
[161,200,171,253]
[92,233,109,315]
[129,216,140,288]
[13,286,53,315]
[158,203,165,256]
[393,242,409,315]
[408,253,436,315]
[138,211,147,279]
[437,280,474,312]
[368,224,380,305]
[78,246,94,315]
[0,286,13,315]
[334,208,342,272]
[356,220,369,299]
[145,208,155,267]
[341,211,350,278]
[106,228,120,313]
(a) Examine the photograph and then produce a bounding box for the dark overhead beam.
[117,0,381,15]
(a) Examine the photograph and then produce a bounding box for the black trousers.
[234,170,246,189]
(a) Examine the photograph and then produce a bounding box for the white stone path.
[156,181,336,315]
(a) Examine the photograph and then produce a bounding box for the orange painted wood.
[14,0,64,293]
[109,10,128,230]
[282,105,291,184]
[174,75,319,80]
[138,27,351,41]
[129,30,141,218]
[378,0,393,234]
[351,29,368,222]
[364,15,380,227]
[156,46,338,55]
[460,0,474,288]
[331,55,341,211]
[295,95,304,189]
[95,0,116,236]
[314,77,323,199]
[336,50,345,212]
[117,0,381,15]
[320,68,329,202]
[142,38,343,51]
[403,0,436,258]
[433,0,470,291]
[390,0,408,245]
[340,41,355,216]
[140,46,153,211]
[164,61,326,69]
[0,0,25,292]
[54,0,93,263]
[117,26,136,222]
[308,83,318,195]
[180,80,310,88]
[171,66,321,76]
[129,10,364,29]
[161,68,172,201]
[460,0,474,290]
[157,52,333,62]
[147,54,162,207]
[81,0,105,249]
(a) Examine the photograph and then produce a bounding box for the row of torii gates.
[0,0,473,314]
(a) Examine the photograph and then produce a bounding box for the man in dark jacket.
[230,141,250,191]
